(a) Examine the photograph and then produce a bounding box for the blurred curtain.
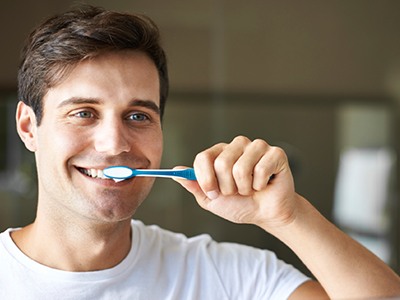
[333,147,396,263]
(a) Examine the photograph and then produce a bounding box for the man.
[1,5,399,299]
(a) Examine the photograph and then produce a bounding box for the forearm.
[182,137,400,298]
[263,194,400,299]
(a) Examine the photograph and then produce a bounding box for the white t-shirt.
[0,220,309,299]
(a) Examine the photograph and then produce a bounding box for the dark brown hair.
[18,5,168,125]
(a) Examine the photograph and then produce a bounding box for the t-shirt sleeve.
[206,240,310,300]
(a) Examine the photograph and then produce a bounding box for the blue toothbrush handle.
[133,168,197,180]
[173,168,197,180]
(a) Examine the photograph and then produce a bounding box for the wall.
[0,0,399,274]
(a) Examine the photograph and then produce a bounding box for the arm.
[175,136,400,299]
[280,195,400,299]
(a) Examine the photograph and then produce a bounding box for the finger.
[193,143,226,200]
[212,136,250,195]
[172,166,211,209]
[173,176,209,207]
[253,146,288,191]
[233,139,270,195]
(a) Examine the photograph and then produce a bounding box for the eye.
[127,112,149,122]
[73,111,94,118]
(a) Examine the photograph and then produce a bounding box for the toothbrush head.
[103,166,133,181]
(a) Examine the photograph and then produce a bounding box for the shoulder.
[131,219,287,261]
[131,220,309,299]
[0,227,19,252]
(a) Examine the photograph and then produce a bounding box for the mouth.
[76,167,113,180]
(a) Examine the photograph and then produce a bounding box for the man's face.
[29,50,163,223]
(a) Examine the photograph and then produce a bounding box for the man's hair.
[17,5,168,125]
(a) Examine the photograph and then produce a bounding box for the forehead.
[43,50,160,109]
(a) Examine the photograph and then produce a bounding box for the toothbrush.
[103,166,197,182]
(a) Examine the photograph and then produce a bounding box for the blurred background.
[0,0,399,277]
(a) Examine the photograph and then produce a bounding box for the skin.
[14,50,400,298]
[176,137,400,299]
[15,50,163,271]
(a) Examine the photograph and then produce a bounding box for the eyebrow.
[57,97,160,115]
[57,97,100,108]
[128,99,160,115]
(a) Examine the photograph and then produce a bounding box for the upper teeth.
[82,168,109,179]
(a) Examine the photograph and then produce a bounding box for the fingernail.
[206,190,219,200]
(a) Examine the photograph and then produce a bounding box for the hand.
[175,136,299,230]
[176,136,400,298]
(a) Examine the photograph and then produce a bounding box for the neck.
[11,215,132,272]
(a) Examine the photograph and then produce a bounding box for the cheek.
[143,130,163,165]
[155,131,164,155]
[37,125,88,161]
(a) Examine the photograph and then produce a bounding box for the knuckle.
[202,180,217,193]
[253,163,268,177]
[238,187,253,196]
[194,151,212,165]
[232,163,250,181]
[233,135,250,144]
[233,164,253,195]
[195,142,226,163]
[220,185,237,196]
[271,146,288,160]
[214,156,230,171]
[252,138,268,150]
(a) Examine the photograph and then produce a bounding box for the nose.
[94,118,131,155]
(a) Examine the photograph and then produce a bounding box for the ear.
[16,101,38,152]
